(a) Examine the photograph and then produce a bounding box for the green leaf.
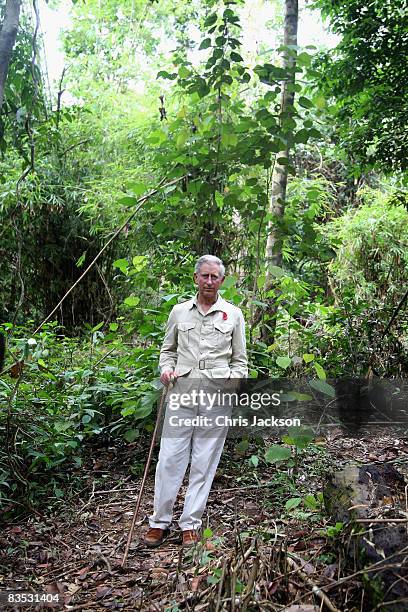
[256,273,266,290]
[221,132,238,146]
[230,52,243,62]
[294,128,309,144]
[265,445,291,464]
[286,426,314,449]
[296,51,312,67]
[287,391,313,401]
[176,131,189,149]
[212,48,223,61]
[235,439,249,452]
[109,323,118,331]
[221,74,233,85]
[124,296,140,307]
[285,497,302,511]
[268,265,285,278]
[178,66,191,79]
[304,494,319,510]
[215,36,226,46]
[215,191,224,208]
[303,353,314,363]
[298,96,314,109]
[76,252,86,267]
[204,12,218,27]
[162,293,178,302]
[199,38,212,50]
[308,128,322,139]
[121,402,136,417]
[127,182,147,196]
[314,95,326,109]
[197,84,211,98]
[250,455,259,467]
[203,527,213,538]
[222,275,237,289]
[124,429,140,442]
[314,363,326,380]
[309,379,336,398]
[91,321,104,332]
[276,356,291,369]
[113,259,129,274]
[132,255,147,271]
[157,70,177,80]
[223,8,235,21]
[117,196,137,206]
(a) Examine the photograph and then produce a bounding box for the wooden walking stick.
[121,377,174,567]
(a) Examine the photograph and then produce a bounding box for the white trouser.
[149,397,231,531]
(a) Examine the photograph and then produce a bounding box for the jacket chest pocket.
[202,321,233,350]
[177,322,196,349]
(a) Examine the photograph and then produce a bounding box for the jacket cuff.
[160,366,174,375]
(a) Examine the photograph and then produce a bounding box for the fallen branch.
[286,556,340,612]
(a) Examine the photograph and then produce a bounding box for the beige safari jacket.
[159,294,248,379]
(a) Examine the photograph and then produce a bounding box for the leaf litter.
[1,429,408,610]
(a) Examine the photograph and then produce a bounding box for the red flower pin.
[222,311,228,320]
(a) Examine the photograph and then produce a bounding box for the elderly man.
[143,254,247,548]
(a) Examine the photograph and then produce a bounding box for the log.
[324,463,408,611]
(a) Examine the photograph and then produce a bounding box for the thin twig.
[286,556,340,612]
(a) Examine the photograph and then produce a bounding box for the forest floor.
[1,429,408,611]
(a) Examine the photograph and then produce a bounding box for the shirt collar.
[190,293,227,314]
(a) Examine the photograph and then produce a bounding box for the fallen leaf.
[284,606,319,612]
[76,565,92,577]
[322,563,338,579]
[191,576,204,591]
[96,586,112,599]
[150,567,168,576]
[44,582,67,595]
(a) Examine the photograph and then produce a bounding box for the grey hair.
[195,255,225,278]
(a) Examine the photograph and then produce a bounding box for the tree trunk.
[0,0,22,111]
[260,0,298,343]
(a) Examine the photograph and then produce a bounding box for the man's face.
[194,263,225,301]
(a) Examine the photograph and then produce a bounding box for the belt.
[177,359,229,371]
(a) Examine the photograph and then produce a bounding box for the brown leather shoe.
[142,527,170,548]
[182,529,200,547]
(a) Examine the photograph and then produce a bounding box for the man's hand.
[160,370,178,386]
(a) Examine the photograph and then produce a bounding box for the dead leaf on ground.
[284,606,319,612]
[191,575,206,591]
[96,585,112,599]
[44,582,67,595]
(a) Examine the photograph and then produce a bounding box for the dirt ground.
[1,428,408,611]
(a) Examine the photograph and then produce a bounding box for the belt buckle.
[199,359,205,370]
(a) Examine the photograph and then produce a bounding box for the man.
[143,254,247,548]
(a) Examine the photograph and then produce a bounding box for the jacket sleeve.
[159,307,178,374]
[229,310,248,378]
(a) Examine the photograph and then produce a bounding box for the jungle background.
[0,0,408,609]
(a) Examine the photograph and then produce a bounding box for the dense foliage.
[0,0,407,515]
[312,0,408,173]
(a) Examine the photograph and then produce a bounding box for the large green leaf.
[276,356,291,369]
[265,445,291,463]
[309,379,336,398]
